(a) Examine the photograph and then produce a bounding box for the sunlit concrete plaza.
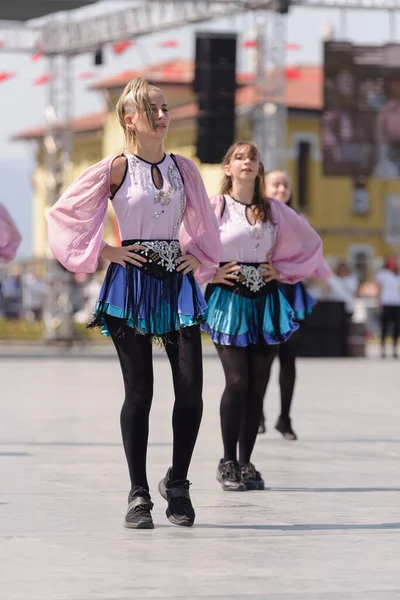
[1,343,399,599]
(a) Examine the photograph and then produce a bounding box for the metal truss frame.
[1,0,399,55]
[251,10,287,171]
[0,1,274,55]
[41,53,76,343]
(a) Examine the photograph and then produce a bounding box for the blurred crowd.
[0,264,102,325]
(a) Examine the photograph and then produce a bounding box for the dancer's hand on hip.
[101,244,148,268]
[176,254,201,274]
[212,261,241,286]
[260,252,280,282]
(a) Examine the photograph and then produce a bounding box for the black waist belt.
[122,239,181,279]
[214,261,277,298]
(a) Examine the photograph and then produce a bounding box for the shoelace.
[170,480,192,510]
[224,462,240,480]
[170,479,191,490]
[132,504,152,515]
[241,462,257,479]
[128,486,150,503]
[128,486,154,516]
[174,496,192,510]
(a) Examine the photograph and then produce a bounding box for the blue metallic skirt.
[88,239,206,339]
[278,282,316,322]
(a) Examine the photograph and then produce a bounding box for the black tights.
[381,305,400,350]
[216,343,276,464]
[262,329,299,422]
[106,316,203,492]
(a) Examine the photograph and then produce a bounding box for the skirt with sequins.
[201,262,298,347]
[88,239,207,340]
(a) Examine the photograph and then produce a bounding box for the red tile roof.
[90,58,275,90]
[238,65,322,111]
[91,60,322,111]
[12,64,323,141]
[168,66,322,122]
[90,59,195,90]
[284,65,322,110]
[12,112,106,141]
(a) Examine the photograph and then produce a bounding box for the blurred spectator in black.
[375,256,400,358]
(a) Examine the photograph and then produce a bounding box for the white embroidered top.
[220,195,275,263]
[112,153,186,241]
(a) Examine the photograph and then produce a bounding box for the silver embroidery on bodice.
[238,265,266,292]
[226,195,275,254]
[140,240,181,272]
[167,163,186,238]
[132,156,185,238]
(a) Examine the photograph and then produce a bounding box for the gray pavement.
[0,343,399,599]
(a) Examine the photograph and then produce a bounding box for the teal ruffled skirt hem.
[202,285,298,347]
[95,300,205,337]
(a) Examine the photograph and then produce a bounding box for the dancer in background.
[259,170,331,440]
[0,204,22,319]
[202,142,326,492]
[0,203,21,264]
[376,256,400,358]
[47,77,220,529]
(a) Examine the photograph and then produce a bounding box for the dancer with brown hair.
[202,142,326,491]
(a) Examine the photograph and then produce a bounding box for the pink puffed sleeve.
[313,259,332,281]
[297,214,332,281]
[47,156,114,273]
[175,155,221,285]
[0,203,21,263]
[270,199,324,284]
[195,194,225,285]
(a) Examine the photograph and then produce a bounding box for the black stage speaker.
[194,32,237,164]
[94,48,103,66]
[274,0,290,14]
[297,140,310,211]
[297,301,348,358]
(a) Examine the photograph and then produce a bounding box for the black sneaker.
[240,462,265,491]
[216,459,246,491]
[158,467,195,527]
[124,488,154,529]
[258,416,266,435]
[275,416,297,441]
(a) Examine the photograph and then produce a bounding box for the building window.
[385,194,400,246]
[349,244,374,283]
[292,133,319,213]
[352,177,369,215]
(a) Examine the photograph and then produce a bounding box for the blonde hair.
[264,170,294,209]
[116,77,162,152]
[220,141,272,224]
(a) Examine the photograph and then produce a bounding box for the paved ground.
[0,342,399,599]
